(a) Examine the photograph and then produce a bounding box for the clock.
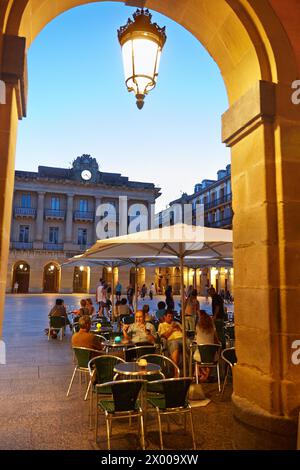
[81,170,92,181]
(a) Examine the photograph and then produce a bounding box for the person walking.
[115,281,122,301]
[149,282,156,301]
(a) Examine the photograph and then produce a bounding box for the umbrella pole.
[111,266,115,322]
[180,251,187,377]
[134,263,138,313]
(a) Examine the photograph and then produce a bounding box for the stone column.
[65,194,74,243]
[34,192,45,249]
[222,80,300,449]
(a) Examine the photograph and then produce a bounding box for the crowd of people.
[46,279,233,379]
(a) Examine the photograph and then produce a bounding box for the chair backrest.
[73,347,103,368]
[89,355,125,384]
[154,378,193,409]
[125,345,156,362]
[50,316,66,328]
[197,344,221,364]
[214,319,226,348]
[106,379,144,412]
[221,347,237,367]
[122,315,135,325]
[140,354,180,378]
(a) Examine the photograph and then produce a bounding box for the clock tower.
[71,154,99,183]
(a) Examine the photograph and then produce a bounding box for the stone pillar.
[222,80,300,449]
[65,194,74,243]
[34,191,45,249]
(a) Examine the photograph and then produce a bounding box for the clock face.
[81,170,92,181]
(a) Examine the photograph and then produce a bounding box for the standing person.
[165,285,174,311]
[13,281,19,293]
[141,284,147,300]
[95,278,104,312]
[210,287,226,320]
[115,281,122,301]
[149,282,156,301]
[127,284,134,309]
[184,289,200,331]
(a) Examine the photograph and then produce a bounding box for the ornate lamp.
[118,9,167,109]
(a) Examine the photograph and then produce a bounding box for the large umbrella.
[70,224,232,375]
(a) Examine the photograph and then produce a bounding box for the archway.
[130,267,145,289]
[12,261,30,293]
[102,266,112,285]
[73,266,89,293]
[43,262,60,293]
[1,0,300,450]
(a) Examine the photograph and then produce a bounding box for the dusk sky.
[15,2,230,211]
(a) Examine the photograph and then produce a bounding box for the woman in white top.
[194,310,218,381]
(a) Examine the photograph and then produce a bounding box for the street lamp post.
[118,8,166,109]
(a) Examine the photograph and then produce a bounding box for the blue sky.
[16,2,230,211]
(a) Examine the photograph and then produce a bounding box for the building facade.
[8,155,160,293]
[155,165,233,295]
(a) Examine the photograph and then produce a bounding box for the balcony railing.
[205,217,232,228]
[43,243,64,251]
[44,209,65,220]
[12,241,33,250]
[204,193,232,210]
[74,211,94,222]
[14,207,36,218]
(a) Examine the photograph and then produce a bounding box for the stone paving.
[0,294,234,450]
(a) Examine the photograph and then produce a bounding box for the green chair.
[96,379,145,449]
[220,347,237,398]
[88,355,125,428]
[147,377,196,450]
[48,315,67,340]
[66,347,103,400]
[140,354,179,394]
[190,343,222,391]
[125,345,156,362]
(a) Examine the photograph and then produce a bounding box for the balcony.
[12,241,33,250]
[14,207,36,219]
[44,209,65,220]
[204,193,232,211]
[205,217,232,229]
[43,243,64,251]
[73,211,94,222]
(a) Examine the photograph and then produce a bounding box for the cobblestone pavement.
[0,294,234,450]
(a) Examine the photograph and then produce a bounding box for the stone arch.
[1,0,300,450]
[43,261,60,293]
[73,265,90,293]
[12,260,30,293]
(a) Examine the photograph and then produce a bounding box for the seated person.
[73,299,90,322]
[71,315,103,351]
[155,301,167,322]
[86,298,95,316]
[47,298,70,337]
[158,310,182,368]
[122,310,156,344]
[194,310,219,381]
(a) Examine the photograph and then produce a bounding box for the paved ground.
[0,294,234,450]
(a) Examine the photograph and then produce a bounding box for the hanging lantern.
[118,9,167,109]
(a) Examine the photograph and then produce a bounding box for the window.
[51,197,60,210]
[79,199,88,212]
[78,228,87,246]
[19,225,29,243]
[21,193,31,208]
[49,227,59,244]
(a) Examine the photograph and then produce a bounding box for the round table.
[113,361,161,378]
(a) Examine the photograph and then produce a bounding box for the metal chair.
[220,347,237,398]
[189,343,222,391]
[125,344,156,362]
[96,379,145,449]
[147,377,196,450]
[88,355,125,428]
[66,347,104,400]
[48,316,67,340]
[139,353,180,395]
